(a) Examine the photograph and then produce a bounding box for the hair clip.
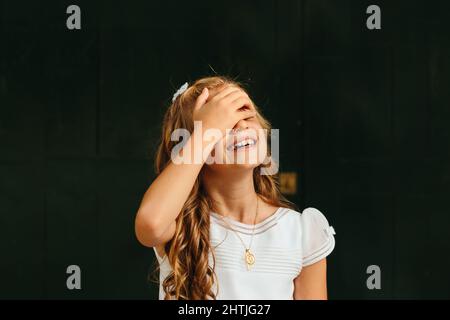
[172,82,189,102]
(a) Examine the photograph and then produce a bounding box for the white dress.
[153,206,336,300]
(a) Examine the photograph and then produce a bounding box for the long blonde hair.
[154,75,295,299]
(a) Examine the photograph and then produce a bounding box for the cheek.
[256,138,268,162]
[257,128,268,147]
[258,137,267,151]
[203,137,228,164]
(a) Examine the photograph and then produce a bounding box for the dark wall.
[1,0,449,299]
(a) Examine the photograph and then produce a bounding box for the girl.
[135,76,336,300]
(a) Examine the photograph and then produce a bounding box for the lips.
[232,138,256,150]
[226,131,258,151]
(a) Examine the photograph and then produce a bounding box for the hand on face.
[192,84,257,136]
[192,84,267,167]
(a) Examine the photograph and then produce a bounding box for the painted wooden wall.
[1,0,449,299]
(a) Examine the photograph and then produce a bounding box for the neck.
[201,168,258,224]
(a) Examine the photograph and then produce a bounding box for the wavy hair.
[154,75,295,299]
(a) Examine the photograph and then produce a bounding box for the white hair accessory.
[172,82,189,102]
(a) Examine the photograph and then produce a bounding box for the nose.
[232,119,250,132]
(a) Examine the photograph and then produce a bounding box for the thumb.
[194,88,209,110]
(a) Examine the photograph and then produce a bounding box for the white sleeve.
[300,207,336,267]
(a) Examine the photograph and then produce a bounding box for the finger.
[194,88,209,110]
[237,109,257,120]
[229,96,255,111]
[232,109,257,125]
[220,89,249,105]
[210,85,241,101]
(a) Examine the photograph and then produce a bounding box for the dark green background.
[1,0,449,299]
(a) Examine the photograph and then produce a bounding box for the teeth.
[232,139,256,150]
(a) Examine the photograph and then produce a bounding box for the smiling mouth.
[227,138,257,151]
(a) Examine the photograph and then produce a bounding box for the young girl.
[135,76,336,300]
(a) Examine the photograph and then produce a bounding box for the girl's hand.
[193,85,256,136]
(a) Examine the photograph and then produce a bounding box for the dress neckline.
[210,207,284,231]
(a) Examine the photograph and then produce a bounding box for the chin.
[205,160,261,173]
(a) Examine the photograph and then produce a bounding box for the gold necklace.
[215,195,259,271]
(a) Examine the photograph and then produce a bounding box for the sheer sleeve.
[300,207,336,267]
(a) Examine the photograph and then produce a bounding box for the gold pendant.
[245,249,255,270]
